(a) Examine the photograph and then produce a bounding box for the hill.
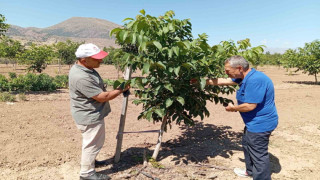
[5,17,121,48]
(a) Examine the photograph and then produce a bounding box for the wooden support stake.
[114,66,132,163]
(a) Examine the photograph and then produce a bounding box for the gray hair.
[225,55,249,71]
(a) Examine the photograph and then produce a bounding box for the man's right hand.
[190,78,198,84]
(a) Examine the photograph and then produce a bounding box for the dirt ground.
[1,64,320,180]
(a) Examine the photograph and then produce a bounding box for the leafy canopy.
[0,14,10,38]
[281,40,320,82]
[110,10,236,128]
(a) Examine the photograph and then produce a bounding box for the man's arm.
[206,78,237,86]
[92,86,130,103]
[225,103,257,112]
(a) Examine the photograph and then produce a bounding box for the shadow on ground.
[97,121,281,175]
[270,153,281,174]
[284,80,320,85]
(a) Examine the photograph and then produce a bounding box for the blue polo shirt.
[233,68,278,133]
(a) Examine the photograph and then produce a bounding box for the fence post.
[114,66,132,163]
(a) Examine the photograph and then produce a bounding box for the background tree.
[103,46,126,78]
[54,40,80,73]
[281,49,299,72]
[19,43,54,73]
[111,10,236,159]
[260,51,282,67]
[0,37,24,68]
[297,40,320,83]
[281,40,320,82]
[0,14,10,38]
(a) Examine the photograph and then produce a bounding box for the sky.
[1,0,319,53]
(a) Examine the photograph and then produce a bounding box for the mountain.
[5,17,121,48]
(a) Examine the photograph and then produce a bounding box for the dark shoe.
[95,160,108,167]
[80,173,111,180]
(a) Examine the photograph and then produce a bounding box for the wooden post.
[114,66,132,163]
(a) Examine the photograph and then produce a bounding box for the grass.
[0,92,16,102]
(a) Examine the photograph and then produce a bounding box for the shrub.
[0,74,9,91]
[18,93,27,101]
[31,73,57,91]
[9,74,29,92]
[8,73,57,92]
[8,72,17,79]
[0,92,16,102]
[54,75,68,89]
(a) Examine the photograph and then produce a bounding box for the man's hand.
[225,103,237,112]
[190,78,198,84]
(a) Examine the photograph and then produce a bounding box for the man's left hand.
[225,103,237,112]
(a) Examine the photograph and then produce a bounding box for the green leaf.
[142,63,150,75]
[122,31,128,41]
[155,62,166,69]
[127,21,135,28]
[183,41,191,49]
[113,79,125,89]
[153,41,162,51]
[122,17,134,22]
[140,9,146,15]
[109,28,122,37]
[138,34,143,44]
[182,62,195,70]
[163,26,169,33]
[164,83,174,93]
[140,41,147,52]
[165,98,173,108]
[176,96,185,106]
[133,77,144,89]
[131,33,137,44]
[168,48,173,58]
[155,108,165,117]
[174,66,180,76]
[154,85,162,95]
[200,78,206,90]
[146,111,153,120]
[168,23,174,30]
[173,46,179,56]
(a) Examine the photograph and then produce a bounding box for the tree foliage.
[111,10,236,129]
[0,36,24,60]
[214,38,265,68]
[260,51,282,66]
[0,14,10,38]
[54,40,81,66]
[281,40,320,82]
[18,44,54,73]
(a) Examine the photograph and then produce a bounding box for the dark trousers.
[242,127,272,180]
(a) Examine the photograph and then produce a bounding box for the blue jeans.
[242,127,272,180]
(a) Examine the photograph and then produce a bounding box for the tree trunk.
[152,116,167,160]
[58,58,61,74]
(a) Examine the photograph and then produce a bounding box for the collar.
[74,64,95,73]
[240,68,256,85]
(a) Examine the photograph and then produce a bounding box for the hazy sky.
[1,0,319,53]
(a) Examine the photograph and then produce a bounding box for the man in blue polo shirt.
[205,55,278,180]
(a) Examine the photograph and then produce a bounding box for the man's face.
[84,57,103,69]
[224,62,242,79]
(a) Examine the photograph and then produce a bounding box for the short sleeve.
[76,78,103,98]
[232,78,242,84]
[243,82,266,103]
